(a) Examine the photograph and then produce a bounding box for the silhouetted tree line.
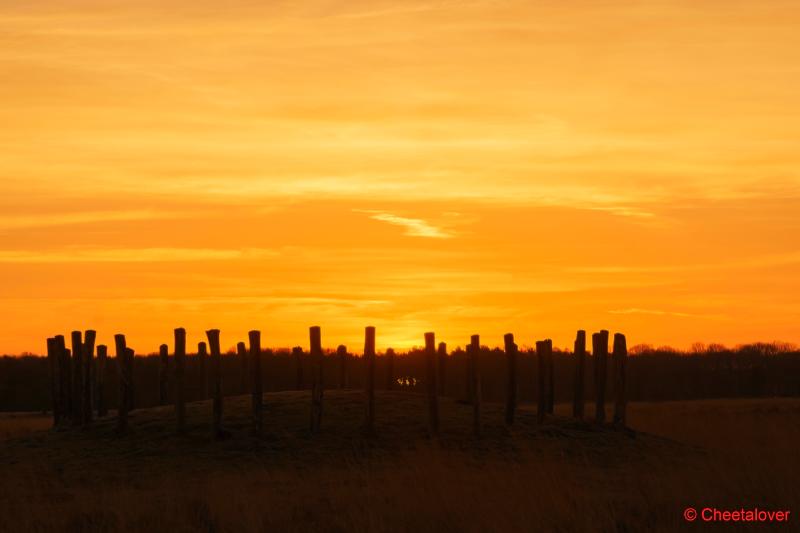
[1,342,799,412]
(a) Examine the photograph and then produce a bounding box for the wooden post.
[593,330,609,424]
[47,337,59,427]
[537,340,546,423]
[125,348,135,412]
[504,333,517,426]
[71,331,83,425]
[249,330,262,436]
[96,344,107,417]
[424,332,439,436]
[536,340,551,423]
[385,348,395,390]
[546,341,555,415]
[469,337,481,438]
[83,330,96,425]
[158,344,169,405]
[55,335,69,425]
[114,334,128,435]
[175,328,187,433]
[198,341,209,400]
[237,341,248,395]
[572,330,586,419]
[612,333,627,427]
[207,329,223,438]
[468,335,479,405]
[364,326,376,435]
[337,345,348,389]
[437,342,447,396]
[309,326,323,435]
[293,346,304,390]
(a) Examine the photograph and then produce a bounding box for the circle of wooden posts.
[43,327,628,439]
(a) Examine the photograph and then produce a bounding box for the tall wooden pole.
[46,337,59,427]
[424,332,439,436]
[572,330,586,419]
[364,326,376,435]
[309,326,323,435]
[249,330,262,436]
[237,341,248,395]
[125,348,135,412]
[612,333,627,427]
[546,341,555,415]
[55,335,69,425]
[96,344,107,417]
[198,341,209,400]
[437,342,447,396]
[464,335,480,404]
[71,331,83,425]
[593,330,609,424]
[158,344,169,405]
[114,334,128,435]
[207,329,223,438]
[536,340,553,424]
[504,333,517,426]
[337,345,348,389]
[469,335,481,438]
[174,328,187,433]
[83,330,96,425]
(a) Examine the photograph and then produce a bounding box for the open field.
[2,393,798,532]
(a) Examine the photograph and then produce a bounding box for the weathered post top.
[84,330,97,349]
[503,333,516,349]
[576,330,586,347]
[114,334,126,353]
[424,332,435,351]
[71,330,83,346]
[174,328,186,351]
[248,330,261,348]
[535,339,549,351]
[613,333,627,354]
[309,326,322,354]
[365,326,376,354]
[470,335,480,349]
[206,329,221,351]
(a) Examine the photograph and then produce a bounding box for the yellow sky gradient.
[2,0,799,353]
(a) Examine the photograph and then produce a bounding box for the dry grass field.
[1,393,798,532]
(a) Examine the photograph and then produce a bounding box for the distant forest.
[2,342,799,412]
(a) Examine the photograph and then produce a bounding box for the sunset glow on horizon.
[2,0,799,353]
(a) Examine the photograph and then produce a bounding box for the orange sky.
[2,0,799,354]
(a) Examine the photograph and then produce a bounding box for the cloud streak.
[0,248,278,263]
[608,308,710,319]
[355,210,454,239]
[0,210,189,230]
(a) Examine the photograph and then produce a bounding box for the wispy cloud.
[0,248,278,263]
[570,251,800,275]
[587,205,656,218]
[0,210,188,230]
[354,210,454,239]
[608,308,707,318]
